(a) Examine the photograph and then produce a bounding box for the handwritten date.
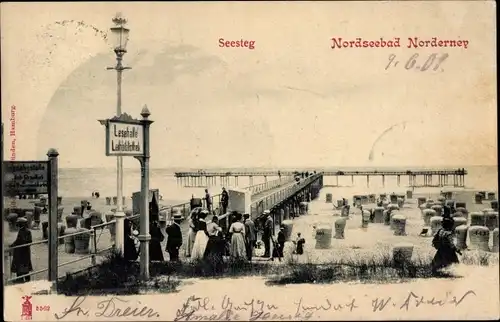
[385,53,449,72]
[36,305,50,311]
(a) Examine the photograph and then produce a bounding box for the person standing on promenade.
[262,210,273,258]
[229,212,247,260]
[205,189,212,213]
[294,233,305,255]
[431,217,461,274]
[149,219,165,262]
[10,217,33,283]
[123,219,139,261]
[191,210,210,260]
[166,215,183,261]
[276,226,286,260]
[204,215,225,271]
[185,208,200,257]
[221,188,229,215]
[83,203,93,218]
[243,213,256,261]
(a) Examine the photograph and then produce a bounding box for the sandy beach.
[4,184,498,284]
[282,187,499,264]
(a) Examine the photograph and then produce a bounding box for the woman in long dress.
[229,213,247,260]
[10,217,33,283]
[123,219,139,261]
[431,217,461,273]
[149,220,165,262]
[204,215,225,270]
[185,208,200,257]
[191,210,210,260]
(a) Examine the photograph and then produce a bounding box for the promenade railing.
[158,176,295,221]
[4,214,139,285]
[250,173,322,219]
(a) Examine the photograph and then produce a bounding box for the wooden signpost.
[2,149,59,281]
[99,106,153,280]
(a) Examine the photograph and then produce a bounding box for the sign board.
[106,121,144,156]
[3,161,49,196]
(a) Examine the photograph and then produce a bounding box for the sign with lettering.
[3,161,49,196]
[106,121,144,156]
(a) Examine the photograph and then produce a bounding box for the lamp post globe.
[110,13,130,53]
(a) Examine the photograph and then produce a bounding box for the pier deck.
[175,169,467,188]
[175,169,467,177]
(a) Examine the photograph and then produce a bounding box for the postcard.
[1,1,498,321]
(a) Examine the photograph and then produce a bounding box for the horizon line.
[59,164,497,170]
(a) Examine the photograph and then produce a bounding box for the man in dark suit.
[166,215,183,261]
[221,188,229,215]
[262,210,273,258]
[243,213,256,261]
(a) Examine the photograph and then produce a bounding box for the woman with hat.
[185,207,201,257]
[228,212,247,260]
[123,218,139,261]
[191,210,210,261]
[149,218,165,262]
[204,215,225,270]
[431,217,461,274]
[10,217,33,283]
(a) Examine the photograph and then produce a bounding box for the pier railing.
[175,169,467,177]
[250,173,322,219]
[158,176,295,221]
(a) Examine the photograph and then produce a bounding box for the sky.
[1,1,497,169]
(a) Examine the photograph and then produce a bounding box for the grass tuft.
[56,251,180,295]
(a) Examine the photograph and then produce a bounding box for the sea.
[59,165,498,207]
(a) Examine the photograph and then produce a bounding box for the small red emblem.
[21,296,33,320]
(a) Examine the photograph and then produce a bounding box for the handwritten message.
[173,290,476,321]
[53,296,160,320]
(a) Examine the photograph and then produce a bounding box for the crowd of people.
[121,206,307,268]
[179,208,307,263]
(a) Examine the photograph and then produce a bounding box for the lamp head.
[110,13,130,53]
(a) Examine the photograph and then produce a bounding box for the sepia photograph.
[1,1,498,321]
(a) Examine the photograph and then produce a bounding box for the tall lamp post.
[107,13,131,254]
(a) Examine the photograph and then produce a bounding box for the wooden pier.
[175,168,467,188]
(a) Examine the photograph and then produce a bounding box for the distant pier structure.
[174,168,467,188]
[174,171,286,188]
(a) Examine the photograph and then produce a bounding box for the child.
[132,229,140,254]
[295,233,305,255]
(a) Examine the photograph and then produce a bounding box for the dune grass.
[55,247,495,295]
[56,251,181,296]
